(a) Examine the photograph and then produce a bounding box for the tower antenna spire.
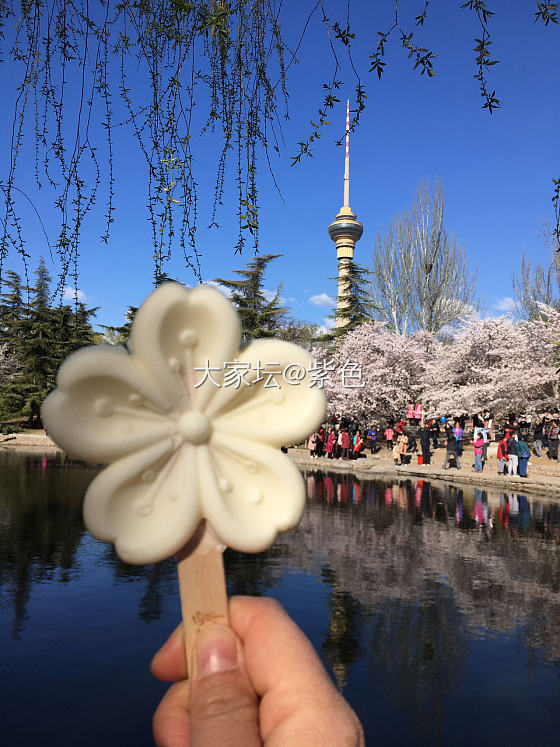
[328,99,363,330]
[344,99,350,207]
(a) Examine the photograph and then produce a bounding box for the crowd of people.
[307,426,364,461]
[305,411,560,477]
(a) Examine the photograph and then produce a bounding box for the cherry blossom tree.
[423,307,559,416]
[316,323,432,423]
[318,306,559,423]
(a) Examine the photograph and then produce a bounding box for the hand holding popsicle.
[41,283,326,678]
[151,596,365,746]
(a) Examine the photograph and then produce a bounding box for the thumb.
[189,625,261,746]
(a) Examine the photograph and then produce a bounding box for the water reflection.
[4,452,560,653]
[297,469,560,741]
[0,452,89,637]
[299,469,560,660]
[3,452,560,744]
[305,468,560,538]
[368,580,467,744]
[321,566,364,692]
[0,452,182,634]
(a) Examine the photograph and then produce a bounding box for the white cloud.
[203,280,232,297]
[317,317,336,335]
[62,286,87,302]
[263,288,284,303]
[309,292,335,307]
[494,296,517,312]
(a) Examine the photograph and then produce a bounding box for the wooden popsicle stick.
[176,520,229,680]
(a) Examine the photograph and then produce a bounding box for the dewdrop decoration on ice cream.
[42,283,325,565]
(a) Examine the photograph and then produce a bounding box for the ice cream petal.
[208,339,325,447]
[42,344,176,463]
[83,439,202,564]
[199,436,305,552]
[128,283,241,411]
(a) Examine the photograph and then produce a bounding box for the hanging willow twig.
[0,0,293,292]
[1,0,558,293]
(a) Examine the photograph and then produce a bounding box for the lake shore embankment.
[2,430,559,497]
[288,446,560,498]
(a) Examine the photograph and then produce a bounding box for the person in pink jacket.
[472,429,484,472]
[384,425,394,450]
[307,432,318,458]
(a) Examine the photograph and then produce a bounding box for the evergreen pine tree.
[52,302,98,362]
[0,260,97,428]
[51,303,74,363]
[214,255,286,343]
[0,270,26,354]
[16,258,58,423]
[154,269,178,287]
[98,306,137,345]
[0,270,28,427]
[72,302,97,348]
[328,260,373,339]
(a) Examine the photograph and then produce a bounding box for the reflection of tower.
[321,567,362,693]
[328,100,363,328]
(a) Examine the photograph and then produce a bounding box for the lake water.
[2,451,560,745]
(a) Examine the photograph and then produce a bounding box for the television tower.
[328,100,363,328]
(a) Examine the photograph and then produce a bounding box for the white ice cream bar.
[42,283,326,564]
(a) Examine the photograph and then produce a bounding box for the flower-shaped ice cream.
[41,283,325,564]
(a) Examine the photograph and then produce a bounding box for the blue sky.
[1,1,559,332]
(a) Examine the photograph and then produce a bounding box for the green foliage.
[274,319,322,350]
[17,259,57,422]
[214,254,286,344]
[0,259,97,426]
[328,260,373,340]
[97,306,137,346]
[0,270,25,354]
[535,2,559,25]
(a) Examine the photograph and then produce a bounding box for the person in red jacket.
[340,429,351,460]
[325,428,336,459]
[497,434,508,474]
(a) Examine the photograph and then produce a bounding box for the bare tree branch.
[512,239,560,319]
[371,181,478,334]
[371,212,415,334]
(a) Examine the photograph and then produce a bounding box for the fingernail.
[195,625,238,681]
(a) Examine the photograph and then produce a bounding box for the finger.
[151,623,187,682]
[189,623,261,746]
[230,596,330,687]
[152,679,191,747]
[230,596,364,746]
